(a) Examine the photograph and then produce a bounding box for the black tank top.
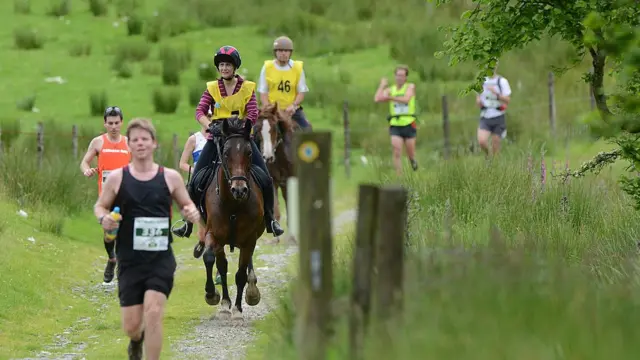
[113,165,174,266]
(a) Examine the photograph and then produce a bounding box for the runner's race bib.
[102,170,111,184]
[133,217,170,251]
[393,102,410,114]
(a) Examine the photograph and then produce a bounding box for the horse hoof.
[217,299,232,319]
[193,243,205,258]
[205,292,220,306]
[232,306,243,320]
[246,271,260,306]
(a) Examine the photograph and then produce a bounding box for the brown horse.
[255,103,297,243]
[202,116,263,320]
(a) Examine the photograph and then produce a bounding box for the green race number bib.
[133,217,170,251]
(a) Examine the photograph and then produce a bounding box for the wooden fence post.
[442,95,450,159]
[343,100,351,178]
[294,131,333,360]
[37,122,44,169]
[72,124,78,159]
[374,185,408,324]
[349,184,380,360]
[0,124,3,156]
[548,71,557,135]
[172,133,179,169]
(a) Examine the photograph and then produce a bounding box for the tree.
[431,0,639,122]
[431,0,640,209]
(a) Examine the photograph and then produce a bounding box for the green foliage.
[126,13,144,36]
[89,90,108,116]
[112,38,151,63]
[13,27,43,50]
[88,0,108,17]
[188,82,203,106]
[68,41,92,57]
[16,95,36,111]
[114,61,134,79]
[0,118,21,151]
[13,0,30,14]
[197,62,217,81]
[152,86,181,113]
[47,0,70,17]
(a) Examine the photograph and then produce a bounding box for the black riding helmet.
[214,46,242,70]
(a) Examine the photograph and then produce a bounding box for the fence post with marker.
[293,131,333,360]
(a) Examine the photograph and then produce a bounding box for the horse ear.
[222,118,229,136]
[244,119,253,139]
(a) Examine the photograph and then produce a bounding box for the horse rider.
[374,65,419,176]
[79,106,131,284]
[95,118,200,360]
[171,45,284,239]
[257,36,311,155]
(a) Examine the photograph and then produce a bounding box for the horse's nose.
[231,184,249,199]
[263,154,274,163]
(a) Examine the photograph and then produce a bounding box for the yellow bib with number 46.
[133,217,170,251]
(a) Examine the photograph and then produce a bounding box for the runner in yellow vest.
[258,36,311,131]
[374,65,419,176]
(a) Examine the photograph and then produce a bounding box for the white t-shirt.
[257,59,309,94]
[192,131,207,166]
[480,75,512,119]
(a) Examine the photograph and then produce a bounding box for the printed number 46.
[141,227,163,236]
[278,80,291,92]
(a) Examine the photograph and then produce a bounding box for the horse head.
[219,115,254,201]
[256,103,294,163]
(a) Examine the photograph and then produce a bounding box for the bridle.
[213,130,252,197]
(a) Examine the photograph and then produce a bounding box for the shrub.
[152,87,181,114]
[188,82,204,106]
[114,61,133,79]
[112,38,150,63]
[126,13,143,36]
[68,41,91,57]
[89,90,108,116]
[16,95,36,111]
[0,118,21,151]
[47,0,70,17]
[198,62,217,81]
[144,17,162,43]
[141,61,161,76]
[88,0,108,16]
[158,45,191,85]
[14,0,30,14]
[13,27,43,50]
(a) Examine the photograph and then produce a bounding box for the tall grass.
[248,148,640,359]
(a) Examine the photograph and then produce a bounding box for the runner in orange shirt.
[80,106,131,283]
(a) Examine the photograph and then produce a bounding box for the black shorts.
[117,255,177,307]
[389,122,417,139]
[479,114,507,137]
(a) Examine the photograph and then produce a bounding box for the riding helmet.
[214,46,242,70]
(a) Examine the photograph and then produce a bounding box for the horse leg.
[232,247,251,320]
[203,242,220,306]
[214,246,232,319]
[273,182,281,222]
[245,253,260,307]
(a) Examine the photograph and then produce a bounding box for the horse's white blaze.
[261,119,274,158]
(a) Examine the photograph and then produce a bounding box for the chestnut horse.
[255,103,297,243]
[201,116,263,320]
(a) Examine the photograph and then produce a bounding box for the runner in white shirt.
[476,62,512,157]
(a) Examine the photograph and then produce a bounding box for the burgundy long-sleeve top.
[195,75,258,139]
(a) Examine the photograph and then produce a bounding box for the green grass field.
[1,0,634,358]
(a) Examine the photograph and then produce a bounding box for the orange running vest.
[97,134,131,195]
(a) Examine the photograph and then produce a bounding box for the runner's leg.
[103,233,116,283]
[141,290,167,360]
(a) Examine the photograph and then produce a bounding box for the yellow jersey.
[206,80,256,120]
[263,60,303,108]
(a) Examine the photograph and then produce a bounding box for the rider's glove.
[208,121,222,138]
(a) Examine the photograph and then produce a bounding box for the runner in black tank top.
[94,119,200,360]
[114,165,177,310]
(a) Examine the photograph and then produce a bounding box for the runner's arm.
[94,169,122,220]
[389,83,415,104]
[179,136,195,173]
[374,87,390,103]
[80,137,100,173]
[165,169,201,223]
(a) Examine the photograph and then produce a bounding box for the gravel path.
[170,208,357,360]
[11,208,357,360]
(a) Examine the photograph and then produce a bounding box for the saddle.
[188,141,270,224]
